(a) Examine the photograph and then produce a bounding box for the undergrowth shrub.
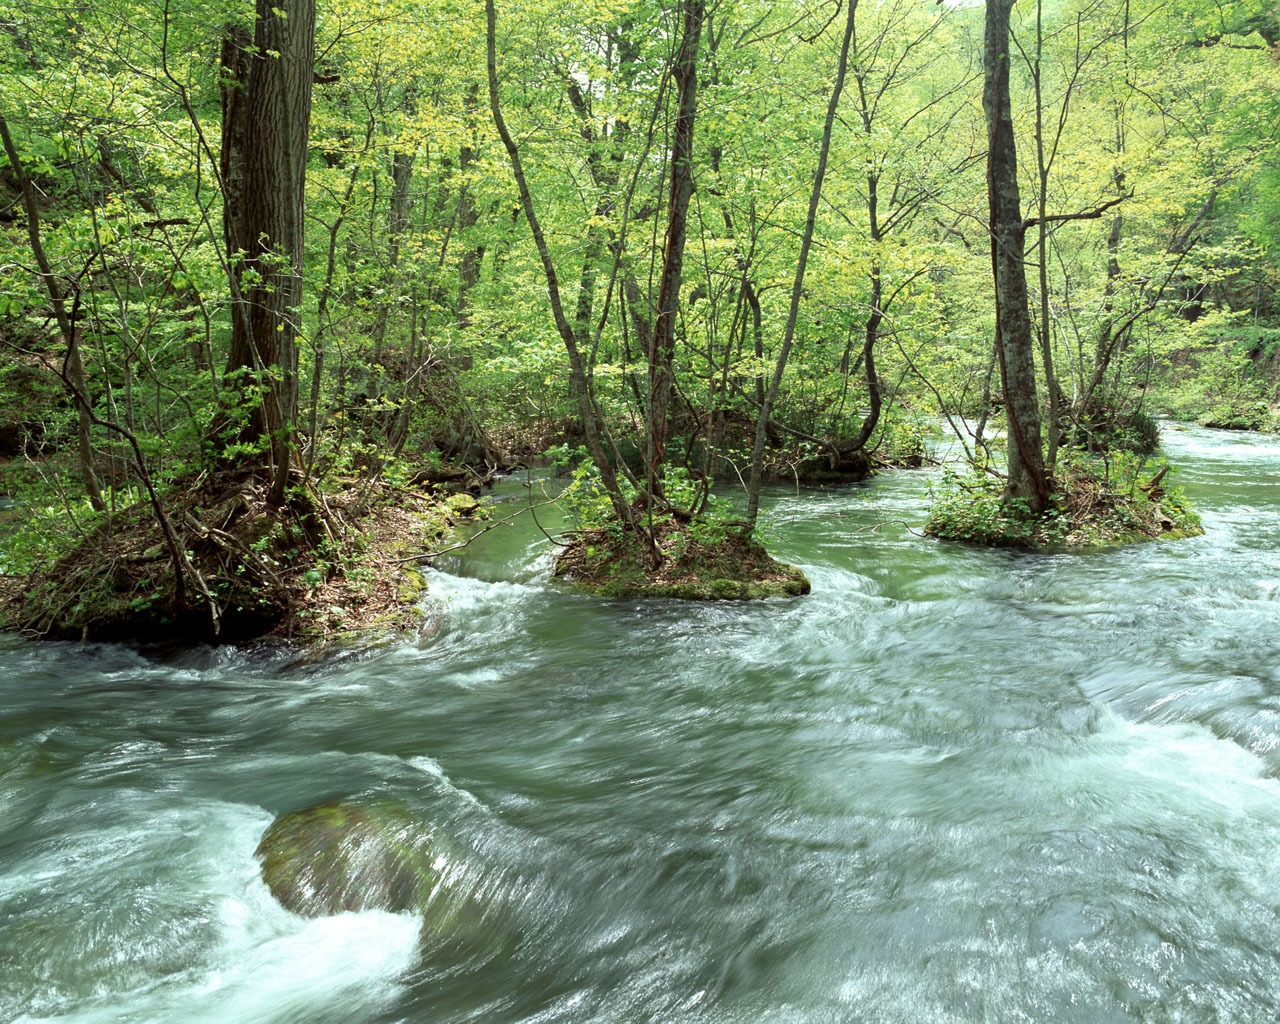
[926,451,1201,549]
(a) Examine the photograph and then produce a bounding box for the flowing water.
[3,425,1280,1023]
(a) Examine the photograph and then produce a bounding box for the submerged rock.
[256,799,518,959]
[256,800,437,916]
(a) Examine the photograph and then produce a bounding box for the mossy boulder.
[256,800,440,916]
[256,799,517,957]
[445,492,482,516]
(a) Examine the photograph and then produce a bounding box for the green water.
[3,425,1280,1022]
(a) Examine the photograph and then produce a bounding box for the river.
[2,425,1280,1023]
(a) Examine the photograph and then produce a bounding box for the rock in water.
[255,800,440,916]
[256,798,517,964]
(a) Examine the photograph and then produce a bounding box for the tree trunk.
[457,83,483,335]
[1089,99,1129,407]
[0,112,106,512]
[1030,0,1062,476]
[219,0,316,506]
[983,0,1049,512]
[850,258,884,452]
[644,0,704,504]
[849,161,885,453]
[744,0,857,526]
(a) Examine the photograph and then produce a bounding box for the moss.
[396,567,427,606]
[925,456,1204,552]
[256,799,439,916]
[554,520,810,600]
[256,799,520,959]
[445,492,482,516]
[669,577,804,600]
[0,469,472,647]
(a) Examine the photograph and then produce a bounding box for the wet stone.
[255,800,440,917]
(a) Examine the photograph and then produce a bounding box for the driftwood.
[1139,465,1169,499]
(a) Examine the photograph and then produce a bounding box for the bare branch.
[1022,193,1130,233]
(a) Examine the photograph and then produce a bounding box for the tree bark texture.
[220,0,316,504]
[983,0,1050,513]
[644,0,705,503]
[457,83,483,333]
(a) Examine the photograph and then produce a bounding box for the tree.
[486,0,715,536]
[0,112,106,512]
[643,0,704,508]
[484,0,636,529]
[836,0,971,453]
[218,0,316,505]
[743,0,858,526]
[983,0,1049,513]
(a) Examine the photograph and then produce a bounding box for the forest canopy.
[0,0,1275,638]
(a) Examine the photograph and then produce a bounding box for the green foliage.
[925,471,1059,547]
[554,518,810,601]
[545,444,619,533]
[1149,321,1280,431]
[0,494,103,575]
[1074,407,1162,455]
[0,0,1268,633]
[925,450,1202,550]
[547,444,740,544]
[1114,411,1162,455]
[873,413,929,467]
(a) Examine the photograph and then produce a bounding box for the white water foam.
[8,801,421,1024]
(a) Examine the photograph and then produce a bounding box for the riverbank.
[0,470,484,645]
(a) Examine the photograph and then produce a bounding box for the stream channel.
[3,424,1280,1022]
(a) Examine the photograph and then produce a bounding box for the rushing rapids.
[2,424,1280,1023]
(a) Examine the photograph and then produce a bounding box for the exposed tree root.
[0,468,477,644]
